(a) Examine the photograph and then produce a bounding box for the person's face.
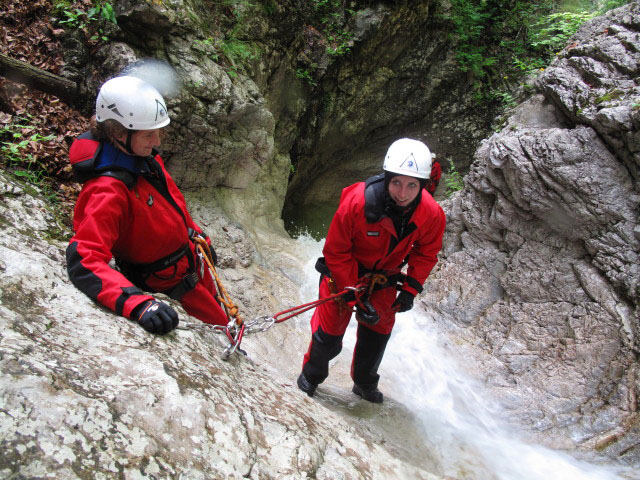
[387,175,421,207]
[115,128,162,156]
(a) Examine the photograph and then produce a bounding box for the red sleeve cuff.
[401,284,419,297]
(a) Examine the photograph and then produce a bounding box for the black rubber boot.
[352,383,384,403]
[302,327,344,386]
[351,324,391,387]
[297,372,317,397]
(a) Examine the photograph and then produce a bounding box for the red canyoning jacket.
[324,174,446,299]
[66,133,209,319]
[427,160,442,195]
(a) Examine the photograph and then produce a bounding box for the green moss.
[596,89,624,104]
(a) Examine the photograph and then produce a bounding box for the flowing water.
[289,234,638,480]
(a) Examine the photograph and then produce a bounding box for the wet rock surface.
[0,172,440,479]
[423,3,640,465]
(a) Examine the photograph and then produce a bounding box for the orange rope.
[367,273,388,296]
[193,237,243,326]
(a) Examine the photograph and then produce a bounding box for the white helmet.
[95,76,170,130]
[383,138,432,179]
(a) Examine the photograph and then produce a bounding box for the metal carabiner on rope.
[177,269,380,360]
[244,315,276,334]
[221,321,246,359]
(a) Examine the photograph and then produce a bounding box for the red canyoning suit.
[66,133,227,326]
[302,173,446,388]
[427,159,442,196]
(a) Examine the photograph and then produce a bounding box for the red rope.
[272,287,360,323]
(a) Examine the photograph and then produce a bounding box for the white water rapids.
[286,234,638,480]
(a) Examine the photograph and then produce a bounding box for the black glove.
[355,297,379,325]
[133,300,179,334]
[392,290,415,313]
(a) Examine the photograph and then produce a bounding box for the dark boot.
[352,383,384,403]
[301,326,344,386]
[297,372,317,397]
[351,324,391,388]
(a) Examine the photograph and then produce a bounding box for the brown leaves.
[1,0,91,218]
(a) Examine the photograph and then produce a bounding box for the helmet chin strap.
[115,131,136,155]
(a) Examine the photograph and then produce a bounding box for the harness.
[71,134,204,300]
[116,228,202,300]
[314,256,406,293]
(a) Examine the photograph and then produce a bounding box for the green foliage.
[446,0,633,107]
[448,0,496,77]
[191,1,261,78]
[598,0,631,12]
[90,1,117,24]
[53,0,117,42]
[511,55,546,73]
[0,116,55,191]
[287,0,355,87]
[296,68,318,87]
[444,161,464,196]
[489,89,517,108]
[55,0,117,27]
[528,10,595,57]
[596,88,624,104]
[261,0,277,16]
[0,116,74,238]
[195,31,260,78]
[220,35,259,77]
[56,7,87,27]
[310,0,354,57]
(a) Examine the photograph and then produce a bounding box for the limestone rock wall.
[422,3,640,462]
[61,0,496,235]
[282,1,496,227]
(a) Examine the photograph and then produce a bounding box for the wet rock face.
[65,0,497,234]
[65,1,285,228]
[0,172,440,479]
[425,3,639,462]
[283,1,497,222]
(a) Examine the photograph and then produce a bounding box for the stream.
[287,233,638,480]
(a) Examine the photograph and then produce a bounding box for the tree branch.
[0,53,79,106]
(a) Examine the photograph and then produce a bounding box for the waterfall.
[291,234,636,480]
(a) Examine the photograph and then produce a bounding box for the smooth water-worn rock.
[7,0,640,474]
[0,172,440,479]
[422,3,640,464]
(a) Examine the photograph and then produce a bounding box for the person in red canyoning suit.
[66,75,227,334]
[297,138,446,403]
[427,154,442,196]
